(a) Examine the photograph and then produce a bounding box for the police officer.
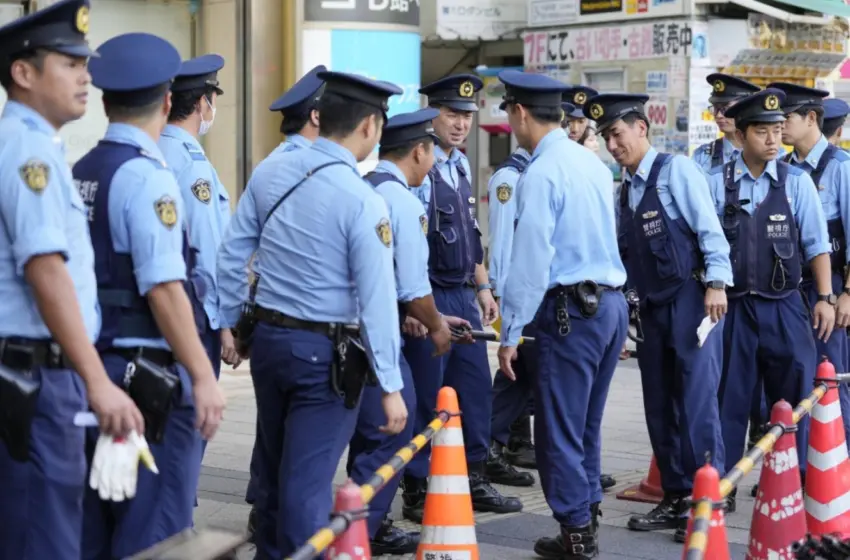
[401,74,523,519]
[495,70,628,559]
[74,32,226,558]
[217,71,408,559]
[692,74,760,175]
[586,93,731,540]
[561,85,598,143]
[706,88,833,510]
[0,1,145,557]
[267,64,325,158]
[769,83,850,448]
[350,108,470,554]
[823,98,850,147]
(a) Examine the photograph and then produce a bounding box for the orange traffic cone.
[328,479,371,560]
[747,400,806,559]
[416,386,479,560]
[617,454,664,504]
[806,359,850,538]
[679,461,730,560]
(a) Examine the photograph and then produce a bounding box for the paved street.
[196,345,756,559]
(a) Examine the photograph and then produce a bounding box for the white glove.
[89,430,158,502]
[697,315,719,348]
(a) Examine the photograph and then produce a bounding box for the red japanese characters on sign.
[645,99,668,127]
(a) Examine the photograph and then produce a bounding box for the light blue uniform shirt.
[269,133,312,158]
[0,101,99,341]
[371,160,431,302]
[101,124,188,350]
[217,138,403,392]
[707,157,831,261]
[619,147,734,286]
[693,136,787,176]
[787,134,850,263]
[159,124,231,329]
[488,148,530,297]
[500,129,627,346]
[412,145,473,214]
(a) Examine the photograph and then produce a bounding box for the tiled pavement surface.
[196,344,757,559]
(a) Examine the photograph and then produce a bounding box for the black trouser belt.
[103,347,176,368]
[0,337,71,370]
[255,305,337,338]
[545,282,620,299]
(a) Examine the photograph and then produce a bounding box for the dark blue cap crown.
[317,71,402,113]
[269,65,327,114]
[723,89,786,125]
[419,74,483,113]
[498,70,568,111]
[173,54,225,95]
[766,82,829,112]
[825,98,850,121]
[0,0,97,60]
[583,93,649,131]
[381,108,440,149]
[706,73,760,103]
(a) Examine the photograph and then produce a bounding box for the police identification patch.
[420,214,428,235]
[191,179,212,204]
[19,159,49,193]
[376,218,392,247]
[155,195,178,229]
[496,183,512,204]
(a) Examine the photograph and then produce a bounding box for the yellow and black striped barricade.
[466,329,535,344]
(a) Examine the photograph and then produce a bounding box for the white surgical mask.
[199,96,216,136]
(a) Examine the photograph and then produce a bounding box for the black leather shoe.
[469,466,523,514]
[486,442,535,487]
[401,475,426,523]
[534,523,598,559]
[627,494,688,531]
[505,415,538,469]
[673,516,688,543]
[600,474,616,490]
[246,506,257,544]
[370,519,419,555]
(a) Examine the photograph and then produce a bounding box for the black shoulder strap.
[363,171,405,189]
[710,138,724,168]
[647,153,671,188]
[773,159,788,189]
[262,160,346,230]
[811,143,838,187]
[783,151,794,164]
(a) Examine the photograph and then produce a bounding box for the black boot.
[504,415,537,469]
[246,506,257,544]
[401,475,427,523]
[468,462,523,514]
[370,518,419,555]
[627,494,689,531]
[485,441,535,487]
[600,474,616,490]
[533,523,598,559]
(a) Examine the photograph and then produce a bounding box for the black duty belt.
[255,305,337,338]
[546,282,620,299]
[0,337,71,370]
[104,347,176,368]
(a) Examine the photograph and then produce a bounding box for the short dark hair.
[790,104,825,131]
[105,93,167,122]
[508,103,562,125]
[280,111,311,135]
[168,86,216,122]
[823,117,846,138]
[0,49,48,91]
[379,137,433,160]
[622,112,650,130]
[318,91,382,138]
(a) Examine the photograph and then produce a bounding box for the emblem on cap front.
[75,5,90,34]
[459,81,475,98]
[764,94,780,111]
[574,92,587,105]
[714,80,725,93]
[589,104,604,120]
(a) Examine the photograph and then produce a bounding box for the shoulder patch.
[420,214,428,235]
[184,142,207,162]
[495,183,512,204]
[376,217,392,248]
[19,159,50,193]
[191,179,212,204]
[154,195,178,229]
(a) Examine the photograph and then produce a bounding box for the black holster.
[574,281,603,318]
[124,357,181,444]
[0,364,40,462]
[330,327,377,409]
[234,278,259,354]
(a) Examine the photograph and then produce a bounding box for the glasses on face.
[710,104,731,116]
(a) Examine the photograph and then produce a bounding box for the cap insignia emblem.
[459,81,475,98]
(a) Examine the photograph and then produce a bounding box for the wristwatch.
[818,293,838,305]
[707,281,726,290]
[477,283,492,293]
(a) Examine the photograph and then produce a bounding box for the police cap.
[706,73,760,104]
[0,0,97,61]
[380,108,440,149]
[766,82,829,113]
[825,98,850,121]
[723,89,786,126]
[561,102,576,120]
[89,33,181,107]
[173,53,224,95]
[269,65,326,115]
[317,71,402,114]
[497,70,569,112]
[563,85,598,118]
[419,74,483,113]
[583,93,649,133]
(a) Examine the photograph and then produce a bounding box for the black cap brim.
[567,107,584,119]
[740,114,786,125]
[708,94,740,104]
[55,43,98,57]
[439,100,478,112]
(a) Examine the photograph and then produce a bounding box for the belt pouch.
[125,356,181,444]
[0,363,41,462]
[575,281,602,318]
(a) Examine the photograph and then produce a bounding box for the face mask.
[199,96,216,136]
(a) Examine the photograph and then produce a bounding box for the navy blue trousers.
[491,323,536,446]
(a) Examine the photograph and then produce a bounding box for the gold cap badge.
[714,80,725,93]
[589,104,604,120]
[574,91,587,105]
[459,81,475,98]
[764,94,780,111]
[75,5,89,34]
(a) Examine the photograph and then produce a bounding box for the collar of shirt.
[162,123,203,153]
[285,133,312,150]
[530,128,566,162]
[734,154,778,182]
[104,123,168,165]
[375,159,410,188]
[515,147,531,161]
[311,137,358,169]
[722,136,740,159]
[4,100,63,147]
[791,134,829,170]
[434,144,467,167]
[623,146,660,184]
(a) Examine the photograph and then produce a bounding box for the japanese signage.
[580,0,621,15]
[304,0,420,27]
[524,20,694,67]
[527,0,683,26]
[436,0,527,41]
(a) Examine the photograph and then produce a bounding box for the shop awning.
[695,0,837,23]
[771,0,850,18]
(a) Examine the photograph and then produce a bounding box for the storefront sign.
[579,0,621,15]
[527,0,683,26]
[304,0,420,27]
[436,0,526,41]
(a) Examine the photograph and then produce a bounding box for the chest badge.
[420,214,428,235]
[496,184,512,204]
[641,210,658,220]
[769,214,786,221]
[191,179,212,204]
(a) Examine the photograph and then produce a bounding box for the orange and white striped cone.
[679,461,730,560]
[806,359,850,538]
[328,479,371,560]
[416,386,479,560]
[617,454,664,504]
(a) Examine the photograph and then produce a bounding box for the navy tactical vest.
[784,144,847,277]
[73,141,201,350]
[618,153,703,305]
[721,160,799,299]
[494,151,530,175]
[425,162,483,288]
[709,138,724,170]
